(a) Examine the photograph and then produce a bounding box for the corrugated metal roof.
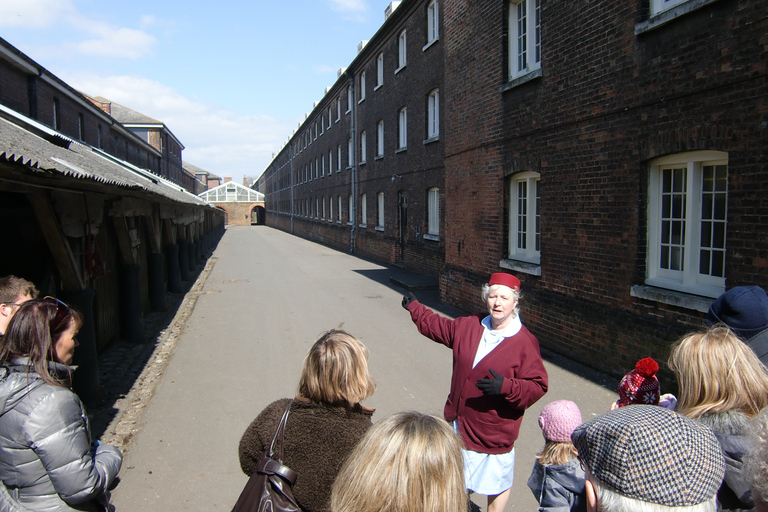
[0,104,207,206]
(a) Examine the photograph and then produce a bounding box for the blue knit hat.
[706,286,768,339]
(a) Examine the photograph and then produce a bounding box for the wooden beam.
[26,193,85,291]
[145,206,162,254]
[111,215,137,266]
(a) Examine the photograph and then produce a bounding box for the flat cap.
[571,405,725,507]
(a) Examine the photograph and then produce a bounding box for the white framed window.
[359,71,366,102]
[328,107,332,128]
[427,187,440,237]
[376,53,384,88]
[314,122,318,140]
[651,0,687,15]
[348,195,353,224]
[377,192,385,229]
[337,98,341,120]
[322,197,326,219]
[329,196,334,222]
[337,145,342,171]
[315,198,319,218]
[328,150,332,175]
[315,157,319,179]
[508,172,541,264]
[397,30,407,70]
[360,131,367,163]
[360,194,367,227]
[377,120,384,157]
[321,155,325,177]
[508,0,541,80]
[427,89,439,139]
[426,1,439,45]
[398,108,408,149]
[338,196,343,222]
[348,138,353,167]
[320,116,324,135]
[347,88,352,113]
[646,151,728,298]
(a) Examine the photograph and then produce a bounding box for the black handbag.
[232,400,301,512]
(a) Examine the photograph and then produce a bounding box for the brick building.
[260,0,766,378]
[258,0,445,276]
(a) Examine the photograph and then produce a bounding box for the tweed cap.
[571,405,725,507]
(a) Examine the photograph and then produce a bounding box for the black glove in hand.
[476,368,504,395]
[401,292,417,309]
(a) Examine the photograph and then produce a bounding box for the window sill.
[375,155,384,161]
[346,166,353,170]
[630,285,712,313]
[375,226,385,232]
[501,68,543,93]
[635,0,721,34]
[374,84,383,91]
[358,98,365,104]
[359,161,366,166]
[422,38,439,52]
[424,136,439,145]
[423,233,440,242]
[345,109,351,115]
[347,222,353,226]
[499,258,542,276]
[359,223,367,228]
[395,65,406,75]
[396,147,407,153]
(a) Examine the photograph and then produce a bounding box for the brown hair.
[298,329,376,406]
[0,275,39,304]
[668,326,768,419]
[0,299,82,386]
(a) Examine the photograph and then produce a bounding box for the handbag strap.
[267,399,293,462]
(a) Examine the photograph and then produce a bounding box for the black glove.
[401,292,417,309]
[476,368,504,395]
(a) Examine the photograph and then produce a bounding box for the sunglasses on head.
[43,296,71,331]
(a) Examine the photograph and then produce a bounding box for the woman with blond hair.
[238,329,376,512]
[669,325,768,511]
[330,411,467,512]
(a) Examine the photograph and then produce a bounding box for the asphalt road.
[110,225,618,511]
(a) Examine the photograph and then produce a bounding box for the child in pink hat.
[527,400,586,512]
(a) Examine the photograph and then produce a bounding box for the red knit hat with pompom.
[617,357,660,407]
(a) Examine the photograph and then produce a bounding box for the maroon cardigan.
[408,300,548,454]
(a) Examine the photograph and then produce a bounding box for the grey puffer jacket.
[698,410,755,512]
[527,457,586,512]
[0,360,122,511]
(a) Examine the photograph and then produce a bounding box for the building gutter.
[347,70,357,254]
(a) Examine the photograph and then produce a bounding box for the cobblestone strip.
[99,256,218,456]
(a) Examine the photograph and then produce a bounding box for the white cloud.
[326,0,368,20]
[0,0,75,28]
[312,64,337,74]
[64,72,297,177]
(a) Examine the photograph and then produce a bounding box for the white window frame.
[322,197,326,220]
[346,88,352,114]
[377,192,385,230]
[377,120,384,157]
[337,196,343,223]
[328,107,332,128]
[348,138,353,168]
[376,53,384,89]
[397,30,407,71]
[348,195,354,225]
[398,108,408,150]
[315,198,319,219]
[508,171,541,264]
[315,157,319,179]
[328,150,332,175]
[360,131,367,163]
[427,89,439,140]
[329,196,334,222]
[337,145,342,171]
[426,187,440,239]
[426,1,439,46]
[651,0,687,15]
[646,151,728,298]
[359,71,366,102]
[337,98,341,120]
[508,0,541,80]
[360,194,367,227]
[321,155,325,177]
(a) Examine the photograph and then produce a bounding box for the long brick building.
[257,0,767,377]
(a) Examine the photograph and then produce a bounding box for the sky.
[0,0,396,183]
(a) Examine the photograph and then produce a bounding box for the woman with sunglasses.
[0,298,122,511]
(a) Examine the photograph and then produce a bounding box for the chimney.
[357,40,369,53]
[243,175,247,186]
[385,2,401,19]
[224,177,232,183]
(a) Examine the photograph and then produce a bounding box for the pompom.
[635,357,659,377]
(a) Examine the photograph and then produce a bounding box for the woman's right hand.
[402,292,417,309]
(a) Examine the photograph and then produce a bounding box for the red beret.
[489,273,520,292]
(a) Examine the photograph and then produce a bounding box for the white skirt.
[454,420,516,495]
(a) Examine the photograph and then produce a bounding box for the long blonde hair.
[298,329,376,406]
[331,412,467,512]
[536,440,578,466]
[668,326,768,419]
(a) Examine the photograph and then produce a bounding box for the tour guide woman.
[403,272,548,512]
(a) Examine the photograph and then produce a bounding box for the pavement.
[87,225,618,511]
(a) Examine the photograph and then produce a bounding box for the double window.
[508,0,541,80]
[508,172,541,264]
[646,151,728,298]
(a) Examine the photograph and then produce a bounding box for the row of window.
[292,188,441,237]
[508,151,728,298]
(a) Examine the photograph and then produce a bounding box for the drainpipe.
[347,70,357,254]
[289,142,294,234]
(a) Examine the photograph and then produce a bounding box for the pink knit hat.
[617,357,660,407]
[538,400,583,442]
